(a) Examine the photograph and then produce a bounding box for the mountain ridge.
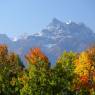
[0,18,95,64]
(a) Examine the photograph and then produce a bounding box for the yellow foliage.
[74,52,91,76]
[74,47,95,88]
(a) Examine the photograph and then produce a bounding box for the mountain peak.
[52,18,62,24]
[47,18,63,30]
[48,18,79,28]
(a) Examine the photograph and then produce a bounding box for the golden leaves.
[0,44,8,57]
[74,46,95,89]
[74,52,91,76]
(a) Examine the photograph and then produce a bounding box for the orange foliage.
[80,75,89,85]
[0,44,8,57]
[26,48,49,64]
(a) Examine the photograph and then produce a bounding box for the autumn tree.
[20,48,51,95]
[25,48,50,70]
[8,53,24,74]
[26,48,49,64]
[74,46,95,94]
[0,44,24,95]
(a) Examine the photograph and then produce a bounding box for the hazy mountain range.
[0,18,95,65]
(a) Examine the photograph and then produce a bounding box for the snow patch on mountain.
[31,32,43,37]
[12,37,18,42]
[66,20,72,24]
[45,44,56,48]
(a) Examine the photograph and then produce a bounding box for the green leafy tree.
[53,51,76,95]
[0,44,24,95]
[20,48,51,95]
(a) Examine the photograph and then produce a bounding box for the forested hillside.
[1,44,95,95]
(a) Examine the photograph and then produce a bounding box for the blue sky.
[0,0,95,38]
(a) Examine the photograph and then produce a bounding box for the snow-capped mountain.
[0,18,95,64]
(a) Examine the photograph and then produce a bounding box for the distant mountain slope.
[0,18,95,64]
